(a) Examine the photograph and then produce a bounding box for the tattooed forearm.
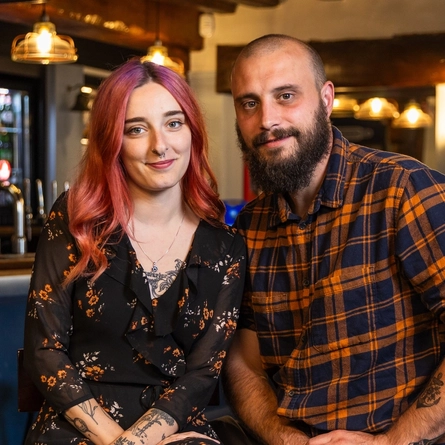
[409,436,442,445]
[78,400,99,424]
[129,408,175,438]
[64,413,97,437]
[417,372,444,409]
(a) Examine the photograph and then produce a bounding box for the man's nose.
[259,102,280,131]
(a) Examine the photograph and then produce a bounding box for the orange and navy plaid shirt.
[235,126,445,437]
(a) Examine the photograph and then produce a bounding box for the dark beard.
[237,100,331,194]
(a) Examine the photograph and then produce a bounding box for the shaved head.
[232,34,327,90]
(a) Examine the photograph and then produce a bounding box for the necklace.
[131,213,185,273]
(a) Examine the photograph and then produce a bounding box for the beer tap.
[36,178,46,225]
[23,178,33,242]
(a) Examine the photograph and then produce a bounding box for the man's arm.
[384,358,445,445]
[223,328,309,445]
[308,359,445,445]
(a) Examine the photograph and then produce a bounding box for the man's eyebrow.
[233,92,260,104]
[234,84,302,104]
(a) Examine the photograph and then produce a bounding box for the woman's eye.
[167,120,183,129]
[126,126,144,135]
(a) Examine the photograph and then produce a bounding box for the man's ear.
[321,81,335,117]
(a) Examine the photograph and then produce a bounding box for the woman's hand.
[157,432,219,444]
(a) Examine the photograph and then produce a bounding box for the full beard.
[237,100,332,194]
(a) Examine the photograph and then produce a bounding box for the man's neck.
[287,149,331,218]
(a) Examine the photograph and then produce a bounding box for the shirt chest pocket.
[309,266,377,354]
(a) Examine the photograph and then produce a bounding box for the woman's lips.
[147,159,174,169]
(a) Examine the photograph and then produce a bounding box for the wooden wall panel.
[217,33,445,93]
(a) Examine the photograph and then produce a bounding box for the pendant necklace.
[132,213,185,273]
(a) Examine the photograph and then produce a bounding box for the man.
[223,34,445,444]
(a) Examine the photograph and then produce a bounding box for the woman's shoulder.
[195,219,245,251]
[198,219,241,238]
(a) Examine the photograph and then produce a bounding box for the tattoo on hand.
[114,439,136,445]
[409,436,442,445]
[417,372,444,408]
[129,408,175,438]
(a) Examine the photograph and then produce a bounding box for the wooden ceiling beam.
[167,0,237,13]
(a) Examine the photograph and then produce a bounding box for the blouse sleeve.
[152,229,246,429]
[23,194,94,412]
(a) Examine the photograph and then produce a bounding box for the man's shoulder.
[235,193,277,231]
[346,140,428,172]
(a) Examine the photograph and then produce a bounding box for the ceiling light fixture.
[11,2,78,65]
[331,97,359,117]
[354,97,399,120]
[392,100,432,129]
[140,1,184,77]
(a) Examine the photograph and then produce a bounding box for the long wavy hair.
[66,58,225,284]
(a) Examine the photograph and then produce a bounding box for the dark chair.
[17,349,43,412]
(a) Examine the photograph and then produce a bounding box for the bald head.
[232,34,327,90]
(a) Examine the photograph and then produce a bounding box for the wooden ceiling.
[0,0,282,54]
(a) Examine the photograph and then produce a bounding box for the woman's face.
[121,81,192,197]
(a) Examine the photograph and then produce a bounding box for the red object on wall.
[243,164,257,202]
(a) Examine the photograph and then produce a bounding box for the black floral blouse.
[23,194,246,444]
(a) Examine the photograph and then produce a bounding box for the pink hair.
[66,58,225,284]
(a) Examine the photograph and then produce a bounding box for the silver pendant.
[152,263,158,273]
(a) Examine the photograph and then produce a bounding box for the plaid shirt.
[235,126,445,436]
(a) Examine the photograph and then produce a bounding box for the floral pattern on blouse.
[23,193,246,444]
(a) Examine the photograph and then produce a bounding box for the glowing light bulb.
[406,107,420,124]
[37,28,52,54]
[371,98,383,114]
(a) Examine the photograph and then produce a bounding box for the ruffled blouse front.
[23,194,246,442]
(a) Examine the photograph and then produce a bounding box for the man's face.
[236,98,331,194]
[231,43,333,193]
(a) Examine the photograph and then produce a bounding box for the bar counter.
[0,253,35,276]
[0,254,34,445]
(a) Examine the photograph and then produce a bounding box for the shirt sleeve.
[152,230,246,430]
[396,166,445,321]
[23,194,94,412]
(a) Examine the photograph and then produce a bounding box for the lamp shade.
[11,19,78,64]
[141,40,184,76]
[332,97,359,117]
[354,97,399,120]
[392,100,432,128]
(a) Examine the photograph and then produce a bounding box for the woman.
[23,59,246,445]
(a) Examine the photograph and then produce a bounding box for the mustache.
[252,127,301,149]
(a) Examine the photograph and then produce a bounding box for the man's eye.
[243,101,257,109]
[281,93,293,100]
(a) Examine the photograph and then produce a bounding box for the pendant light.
[11,2,78,65]
[331,97,359,117]
[354,97,399,120]
[140,1,184,77]
[392,100,432,129]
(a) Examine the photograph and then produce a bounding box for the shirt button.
[302,278,310,287]
[287,390,296,397]
[298,222,307,230]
